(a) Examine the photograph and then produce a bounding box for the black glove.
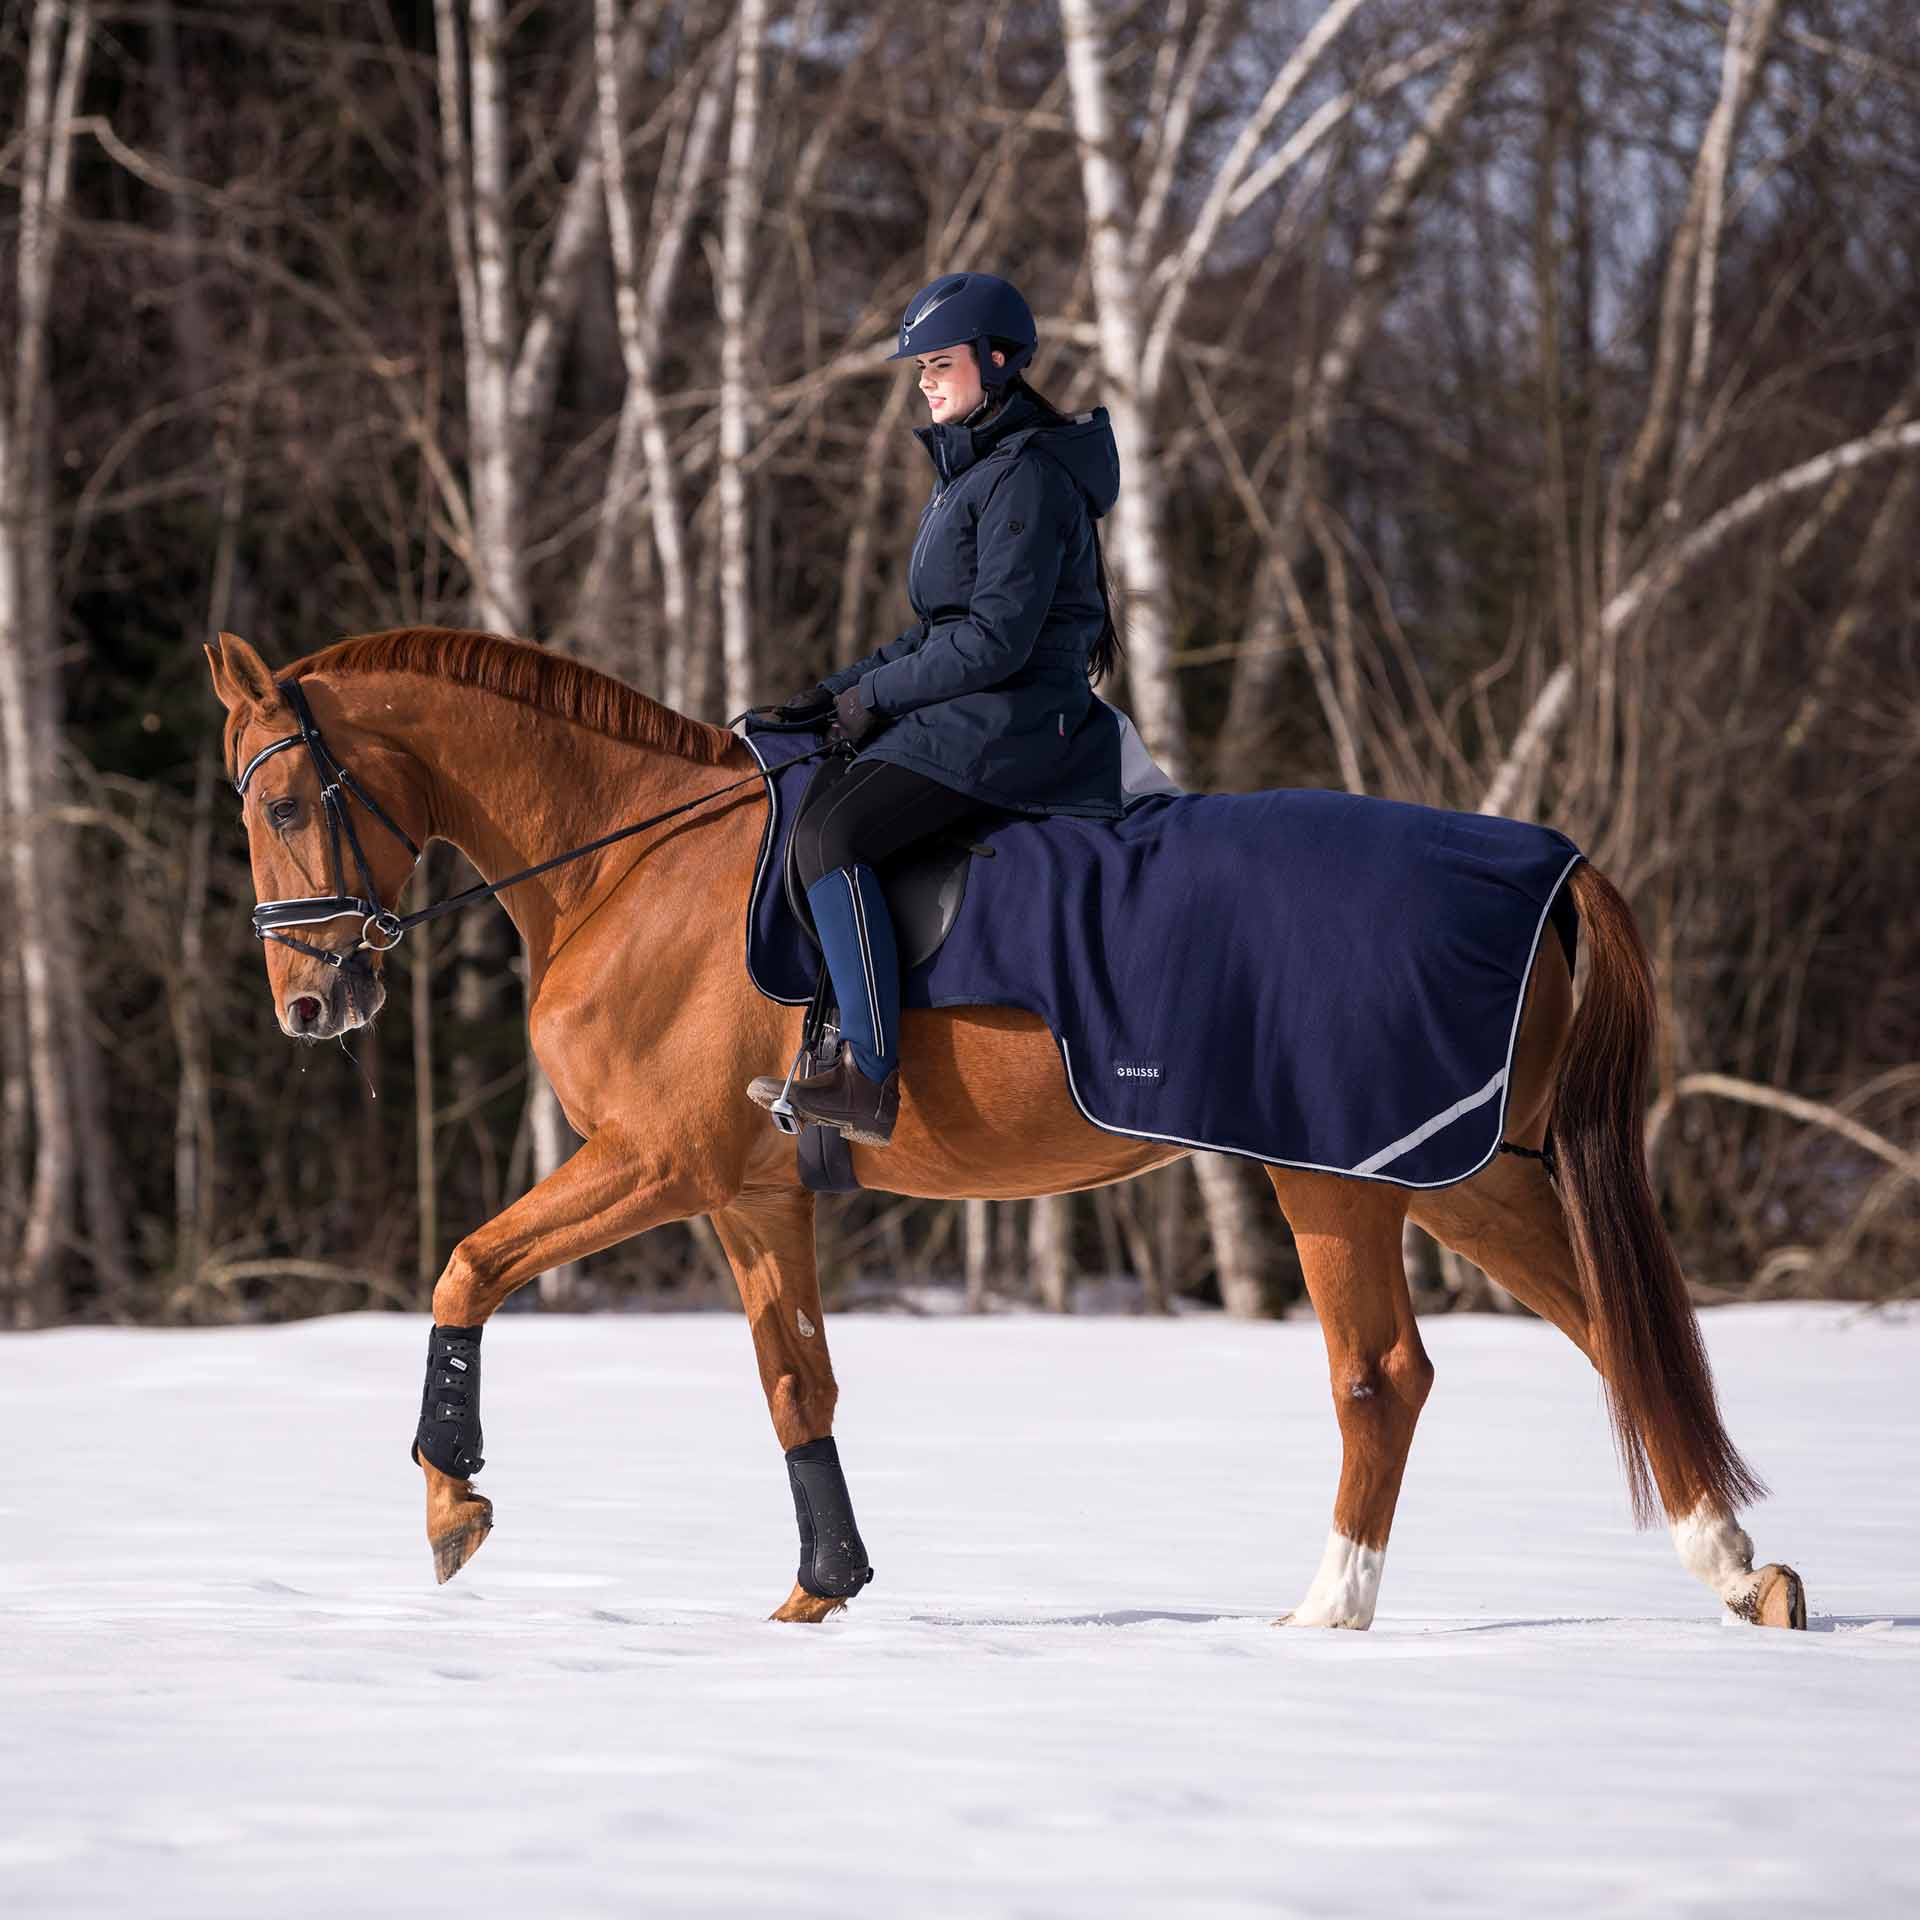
[830,684,884,746]
[780,685,835,724]
[746,686,834,727]
[783,687,837,721]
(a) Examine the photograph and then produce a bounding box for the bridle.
[235,679,419,980]
[234,679,834,981]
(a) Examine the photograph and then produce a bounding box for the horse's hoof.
[1750,1562,1807,1630]
[1271,1611,1367,1630]
[430,1504,493,1585]
[421,1455,494,1585]
[769,1581,848,1623]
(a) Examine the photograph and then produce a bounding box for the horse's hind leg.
[709,1187,874,1623]
[1268,1169,1426,1629]
[1410,1154,1804,1626]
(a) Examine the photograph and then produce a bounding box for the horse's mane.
[286,627,736,765]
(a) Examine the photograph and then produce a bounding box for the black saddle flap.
[782,754,989,970]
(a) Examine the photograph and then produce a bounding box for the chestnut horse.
[207,627,1806,1630]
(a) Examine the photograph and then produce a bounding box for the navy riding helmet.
[886,272,1036,390]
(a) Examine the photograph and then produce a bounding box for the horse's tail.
[1554,862,1765,1525]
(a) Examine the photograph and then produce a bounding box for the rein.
[235,680,831,975]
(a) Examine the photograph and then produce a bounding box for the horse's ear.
[206,632,282,714]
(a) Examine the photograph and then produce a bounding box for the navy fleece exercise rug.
[741,725,1582,1188]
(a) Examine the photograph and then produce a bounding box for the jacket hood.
[1017,406,1121,521]
[915,388,1121,519]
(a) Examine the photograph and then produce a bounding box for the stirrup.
[762,960,841,1136]
[766,1039,807,1136]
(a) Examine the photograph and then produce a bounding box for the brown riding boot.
[746,1041,899,1147]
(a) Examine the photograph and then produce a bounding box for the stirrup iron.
[765,960,840,1135]
[767,1040,807,1135]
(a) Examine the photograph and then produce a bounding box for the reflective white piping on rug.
[1348,1067,1509,1177]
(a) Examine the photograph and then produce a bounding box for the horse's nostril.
[291,995,322,1026]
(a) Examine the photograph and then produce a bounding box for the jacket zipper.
[908,470,963,602]
[908,438,1013,610]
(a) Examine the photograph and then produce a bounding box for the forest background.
[2,0,1915,1329]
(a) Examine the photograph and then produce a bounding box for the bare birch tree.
[591,0,727,708]
[1058,0,1185,776]
[715,0,769,722]
[0,0,95,1325]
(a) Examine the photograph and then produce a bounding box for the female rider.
[747,271,1125,1147]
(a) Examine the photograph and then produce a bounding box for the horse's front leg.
[709,1186,873,1623]
[418,1127,721,1583]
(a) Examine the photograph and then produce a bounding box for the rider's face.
[915,345,1004,423]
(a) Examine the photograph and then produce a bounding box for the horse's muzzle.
[280,967,381,1039]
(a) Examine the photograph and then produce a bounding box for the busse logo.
[1115,1063,1162,1079]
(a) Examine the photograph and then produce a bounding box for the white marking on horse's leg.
[1281,1529,1384,1629]
[1672,1502,1765,1619]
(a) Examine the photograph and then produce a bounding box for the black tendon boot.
[785,1436,875,1599]
[412,1323,485,1477]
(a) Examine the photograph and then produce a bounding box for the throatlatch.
[785,1436,874,1599]
[412,1323,485,1478]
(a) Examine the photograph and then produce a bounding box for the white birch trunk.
[1058,0,1187,778]
[963,1197,991,1314]
[1062,0,1308,1308]
[0,0,94,1324]
[593,3,722,703]
[1029,1193,1072,1314]
[465,0,526,634]
[435,0,569,1293]
[0,478,69,1326]
[716,0,767,721]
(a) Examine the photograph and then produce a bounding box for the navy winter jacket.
[820,384,1124,818]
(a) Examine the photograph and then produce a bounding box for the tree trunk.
[0,0,95,1326]
[438,0,602,1300]
[1192,1153,1271,1319]
[1029,1193,1072,1313]
[0,498,70,1327]
[1058,0,1186,776]
[963,1197,991,1313]
[716,0,767,722]
[593,0,723,708]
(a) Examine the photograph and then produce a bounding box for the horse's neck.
[409,678,732,966]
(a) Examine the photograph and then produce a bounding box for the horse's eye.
[268,797,298,828]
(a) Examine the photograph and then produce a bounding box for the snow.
[2,1302,1915,1918]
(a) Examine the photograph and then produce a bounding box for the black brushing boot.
[786,1436,875,1599]
[412,1322,485,1477]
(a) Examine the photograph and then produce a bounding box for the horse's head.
[207,631,428,1040]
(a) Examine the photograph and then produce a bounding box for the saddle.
[780,750,993,967]
[776,750,996,1194]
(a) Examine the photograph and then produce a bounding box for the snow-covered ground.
[2,1303,1915,1918]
